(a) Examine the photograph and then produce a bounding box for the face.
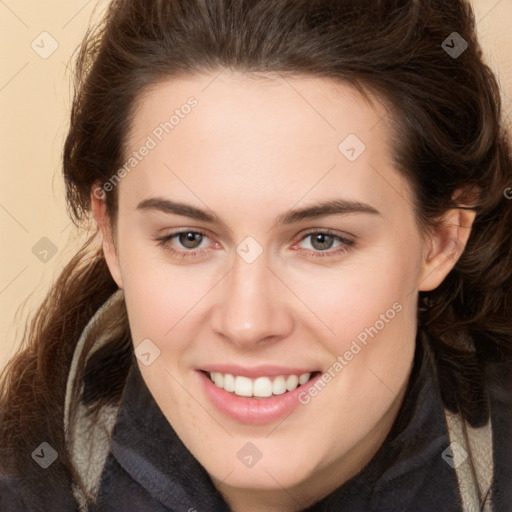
[93,71,471,507]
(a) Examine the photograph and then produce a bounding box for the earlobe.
[90,185,124,289]
[418,207,476,292]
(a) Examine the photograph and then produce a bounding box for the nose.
[209,251,294,349]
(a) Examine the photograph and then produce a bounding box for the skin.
[91,71,476,512]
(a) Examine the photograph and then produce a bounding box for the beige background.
[1,0,511,369]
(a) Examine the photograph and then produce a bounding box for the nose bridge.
[211,248,292,346]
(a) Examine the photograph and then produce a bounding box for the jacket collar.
[108,355,231,511]
[64,289,125,508]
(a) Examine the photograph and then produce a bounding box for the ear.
[90,183,124,288]
[418,195,477,292]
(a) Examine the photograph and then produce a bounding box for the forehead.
[129,71,390,152]
[120,71,411,219]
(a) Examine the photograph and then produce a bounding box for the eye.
[154,229,214,258]
[294,230,354,258]
[154,228,355,260]
[175,231,205,249]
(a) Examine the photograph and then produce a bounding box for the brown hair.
[1,0,511,501]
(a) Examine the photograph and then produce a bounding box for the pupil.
[314,234,332,250]
[180,232,201,248]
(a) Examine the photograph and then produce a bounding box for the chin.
[200,439,320,490]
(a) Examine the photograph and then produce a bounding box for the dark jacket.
[1,291,511,511]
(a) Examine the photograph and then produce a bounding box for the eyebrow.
[136,197,381,226]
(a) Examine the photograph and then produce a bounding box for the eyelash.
[154,229,355,260]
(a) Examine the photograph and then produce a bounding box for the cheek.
[307,245,421,418]
[289,240,421,350]
[118,236,217,352]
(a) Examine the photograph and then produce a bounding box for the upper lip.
[199,364,319,378]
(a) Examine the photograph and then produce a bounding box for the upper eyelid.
[298,229,354,241]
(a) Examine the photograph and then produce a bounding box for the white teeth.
[253,377,273,397]
[234,376,253,397]
[272,376,287,395]
[208,371,314,397]
[213,372,224,388]
[223,373,235,392]
[286,374,299,391]
[299,372,311,385]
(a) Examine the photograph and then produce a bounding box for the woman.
[1,0,511,510]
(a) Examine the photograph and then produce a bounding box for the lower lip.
[198,371,321,424]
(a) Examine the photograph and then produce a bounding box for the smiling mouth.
[202,370,320,399]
